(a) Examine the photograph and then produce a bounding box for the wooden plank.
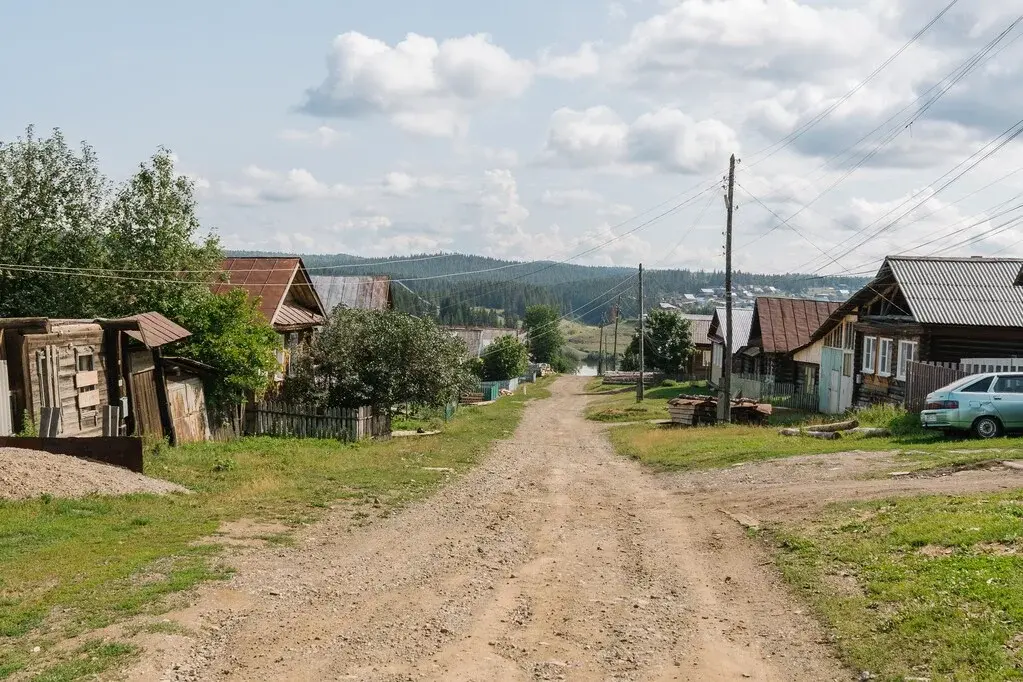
[75,370,99,388]
[77,390,100,408]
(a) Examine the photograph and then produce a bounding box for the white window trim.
[896,340,918,381]
[878,338,894,377]
[862,336,877,375]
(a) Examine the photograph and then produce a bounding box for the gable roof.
[806,256,1023,346]
[0,313,190,349]
[679,314,713,346]
[117,312,191,348]
[213,257,325,329]
[311,275,392,312]
[708,307,755,352]
[750,297,842,354]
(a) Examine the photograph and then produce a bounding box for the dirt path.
[129,377,849,681]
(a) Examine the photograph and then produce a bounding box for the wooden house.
[0,313,198,442]
[708,307,754,384]
[742,297,841,392]
[804,256,1023,408]
[214,257,327,345]
[679,314,713,380]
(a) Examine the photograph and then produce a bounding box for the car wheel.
[973,416,1003,440]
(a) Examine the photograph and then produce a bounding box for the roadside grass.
[561,320,633,356]
[0,379,552,680]
[585,380,712,423]
[606,400,1022,472]
[771,491,1023,680]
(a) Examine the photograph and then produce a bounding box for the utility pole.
[637,263,645,402]
[719,154,736,423]
[598,321,605,375]
[612,295,622,371]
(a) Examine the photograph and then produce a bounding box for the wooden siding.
[853,323,922,408]
[130,369,163,439]
[22,329,107,437]
[167,375,210,444]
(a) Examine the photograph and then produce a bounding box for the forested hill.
[227,251,870,327]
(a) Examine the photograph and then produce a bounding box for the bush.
[483,335,529,381]
[855,403,924,437]
[550,350,580,375]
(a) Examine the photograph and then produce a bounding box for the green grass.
[0,379,552,680]
[772,491,1023,680]
[561,320,633,356]
[605,402,1022,472]
[585,380,712,423]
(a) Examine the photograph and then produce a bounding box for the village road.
[132,377,849,682]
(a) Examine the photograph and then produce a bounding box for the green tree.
[287,308,476,409]
[523,304,564,363]
[173,290,281,407]
[482,335,528,381]
[101,149,222,319]
[0,126,107,317]
[623,311,695,376]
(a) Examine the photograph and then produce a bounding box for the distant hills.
[227,251,870,327]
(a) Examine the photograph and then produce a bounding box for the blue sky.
[3,0,1023,274]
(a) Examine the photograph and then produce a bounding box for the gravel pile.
[0,447,189,500]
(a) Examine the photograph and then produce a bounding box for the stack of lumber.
[778,419,867,440]
[602,371,666,386]
[460,393,486,405]
[667,395,772,426]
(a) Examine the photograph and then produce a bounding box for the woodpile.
[603,371,666,386]
[777,420,890,439]
[667,395,772,427]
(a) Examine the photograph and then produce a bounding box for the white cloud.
[381,171,466,196]
[300,31,533,137]
[608,2,628,21]
[279,126,347,147]
[222,166,351,204]
[539,188,605,207]
[543,105,738,174]
[537,43,601,80]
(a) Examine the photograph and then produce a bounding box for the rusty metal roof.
[751,297,842,354]
[679,314,713,346]
[214,257,325,329]
[311,275,392,312]
[117,312,192,348]
[887,256,1023,327]
[274,303,324,331]
[708,308,755,352]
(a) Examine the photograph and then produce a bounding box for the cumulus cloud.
[381,171,466,196]
[279,126,347,147]
[300,31,533,137]
[537,43,601,80]
[543,105,738,174]
[221,166,351,204]
[539,188,605,207]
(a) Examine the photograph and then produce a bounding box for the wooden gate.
[131,370,164,438]
[905,362,972,412]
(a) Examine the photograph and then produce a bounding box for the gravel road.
[132,377,850,681]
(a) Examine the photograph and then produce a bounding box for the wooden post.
[719,154,736,423]
[637,264,645,402]
[153,348,177,446]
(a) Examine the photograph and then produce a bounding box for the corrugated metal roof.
[445,327,522,358]
[752,297,842,354]
[311,275,392,312]
[679,314,713,346]
[887,256,1023,327]
[709,307,755,352]
[1015,265,1023,286]
[274,303,324,330]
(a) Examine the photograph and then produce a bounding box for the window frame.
[862,336,878,375]
[895,340,919,381]
[994,374,1023,394]
[877,338,894,378]
[962,376,995,394]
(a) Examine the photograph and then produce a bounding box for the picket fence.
[248,401,391,441]
[731,374,818,412]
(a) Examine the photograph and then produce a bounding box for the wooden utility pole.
[719,154,736,423]
[637,264,645,402]
[598,322,605,375]
[612,295,622,371]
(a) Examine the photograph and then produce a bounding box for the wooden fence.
[731,374,819,412]
[905,361,972,412]
[248,401,391,441]
[602,371,666,386]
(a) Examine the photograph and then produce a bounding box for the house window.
[842,352,854,378]
[77,353,95,372]
[878,338,894,377]
[843,322,855,351]
[896,340,919,381]
[862,336,878,374]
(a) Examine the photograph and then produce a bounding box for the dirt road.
[132,377,851,681]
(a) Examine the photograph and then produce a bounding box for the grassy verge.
[561,320,633,356]
[585,380,713,423]
[0,379,552,680]
[606,402,1021,472]
[771,491,1023,680]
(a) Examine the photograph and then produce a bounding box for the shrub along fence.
[247,401,391,441]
